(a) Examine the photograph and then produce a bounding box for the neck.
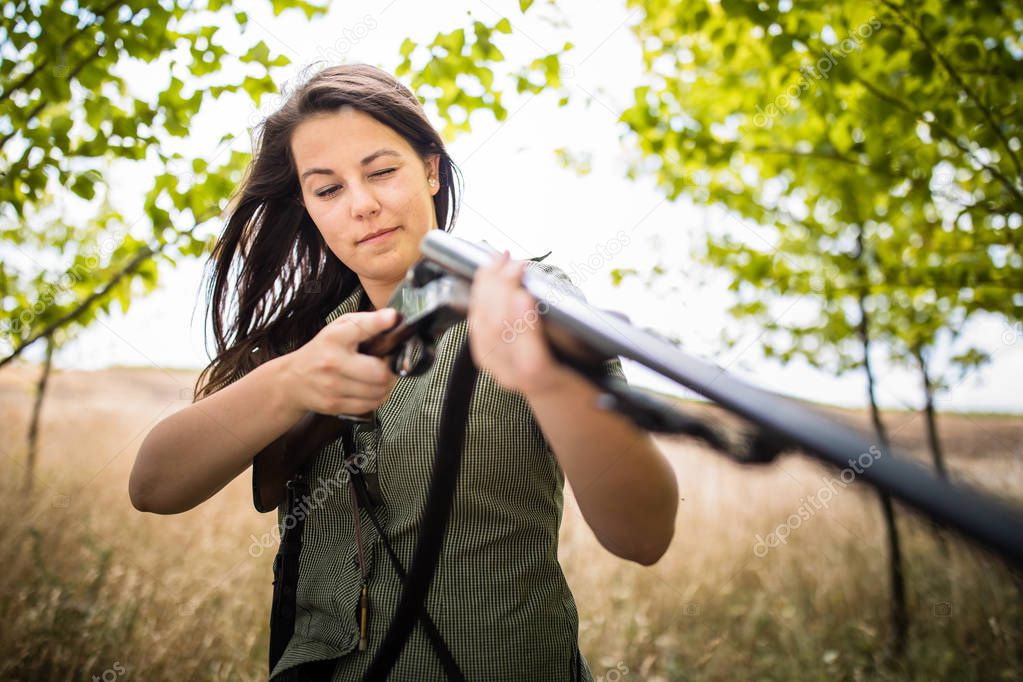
[359,277,402,312]
[357,226,438,310]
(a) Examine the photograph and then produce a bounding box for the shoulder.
[521,257,586,302]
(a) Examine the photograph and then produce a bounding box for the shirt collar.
[324,283,366,325]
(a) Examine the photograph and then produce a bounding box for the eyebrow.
[299,148,402,182]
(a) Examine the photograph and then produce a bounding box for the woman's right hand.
[280,308,400,417]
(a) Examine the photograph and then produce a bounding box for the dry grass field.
[0,364,1020,681]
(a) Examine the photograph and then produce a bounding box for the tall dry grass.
[0,365,1020,681]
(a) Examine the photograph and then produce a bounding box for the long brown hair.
[194,63,462,400]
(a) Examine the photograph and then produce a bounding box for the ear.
[427,154,441,196]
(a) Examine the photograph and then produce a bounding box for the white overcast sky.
[33,0,1022,413]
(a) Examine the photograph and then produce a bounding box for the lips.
[358,226,400,244]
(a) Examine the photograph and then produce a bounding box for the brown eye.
[316,185,341,198]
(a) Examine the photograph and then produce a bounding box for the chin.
[363,257,414,280]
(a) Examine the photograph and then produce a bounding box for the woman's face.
[291,106,440,290]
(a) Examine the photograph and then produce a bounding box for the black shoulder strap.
[346,436,467,681]
[362,339,479,681]
[269,333,478,681]
[270,285,376,674]
[268,456,316,674]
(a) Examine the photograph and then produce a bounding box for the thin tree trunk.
[858,294,908,662]
[24,335,55,493]
[913,346,951,554]
[913,345,948,478]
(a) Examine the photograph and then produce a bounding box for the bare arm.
[129,309,398,515]
[467,253,678,565]
[525,366,678,565]
[129,356,306,514]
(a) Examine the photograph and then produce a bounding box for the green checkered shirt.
[269,260,625,681]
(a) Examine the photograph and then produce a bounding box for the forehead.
[290,107,412,168]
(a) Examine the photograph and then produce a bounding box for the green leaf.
[956,41,980,63]
[70,175,96,200]
[910,49,935,75]
[242,40,271,65]
[769,35,790,61]
[610,268,638,285]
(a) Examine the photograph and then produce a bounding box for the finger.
[341,353,396,385]
[333,377,393,400]
[336,398,383,415]
[475,254,521,293]
[485,249,510,272]
[331,308,399,343]
[501,258,526,284]
[512,288,537,318]
[474,253,502,285]
[498,252,521,273]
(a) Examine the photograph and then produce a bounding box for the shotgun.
[250,231,1023,570]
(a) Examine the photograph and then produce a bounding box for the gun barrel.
[419,230,1023,567]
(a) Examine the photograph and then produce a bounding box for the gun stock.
[252,412,348,512]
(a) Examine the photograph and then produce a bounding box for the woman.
[129,63,678,681]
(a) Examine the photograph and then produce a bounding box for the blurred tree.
[391,12,575,141]
[617,0,1020,449]
[0,0,327,487]
[612,0,1022,660]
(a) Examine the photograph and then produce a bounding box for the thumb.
[334,308,400,343]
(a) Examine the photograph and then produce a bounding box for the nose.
[348,179,381,220]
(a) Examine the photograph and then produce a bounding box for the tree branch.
[881,0,1023,182]
[0,209,217,370]
[0,40,106,152]
[749,146,880,170]
[0,0,122,108]
[848,69,1023,207]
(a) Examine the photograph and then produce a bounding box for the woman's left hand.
[469,251,679,565]
[467,251,565,396]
